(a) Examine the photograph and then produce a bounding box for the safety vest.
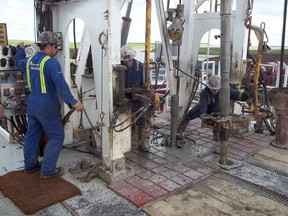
[26,55,50,93]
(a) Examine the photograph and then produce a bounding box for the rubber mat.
[0,170,81,214]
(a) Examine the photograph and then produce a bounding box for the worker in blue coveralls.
[177,75,251,140]
[121,45,149,152]
[15,31,84,179]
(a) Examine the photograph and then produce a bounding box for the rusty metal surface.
[271,88,288,147]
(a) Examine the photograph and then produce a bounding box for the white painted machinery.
[0,0,260,182]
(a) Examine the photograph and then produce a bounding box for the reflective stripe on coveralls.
[26,57,32,91]
[26,55,50,93]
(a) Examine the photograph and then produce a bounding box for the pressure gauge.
[25,46,36,57]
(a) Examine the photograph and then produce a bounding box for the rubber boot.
[177,119,189,140]
[213,129,220,141]
[138,127,150,152]
[254,120,265,133]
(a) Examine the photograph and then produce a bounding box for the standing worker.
[15,31,84,179]
[121,45,149,152]
[177,75,252,140]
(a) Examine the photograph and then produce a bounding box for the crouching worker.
[177,75,252,140]
[121,45,150,152]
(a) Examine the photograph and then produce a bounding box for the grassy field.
[129,43,287,55]
[9,40,287,55]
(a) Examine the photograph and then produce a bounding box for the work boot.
[40,167,64,179]
[254,120,265,133]
[24,161,42,174]
[138,127,150,152]
[213,130,220,141]
[176,119,190,140]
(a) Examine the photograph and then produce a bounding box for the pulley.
[167,17,183,41]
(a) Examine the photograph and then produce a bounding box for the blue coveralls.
[124,59,145,128]
[15,48,77,175]
[185,87,250,120]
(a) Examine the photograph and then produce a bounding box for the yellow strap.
[26,57,33,91]
[238,91,243,100]
[39,56,50,93]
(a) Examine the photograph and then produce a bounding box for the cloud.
[251,0,286,46]
[1,0,286,46]
[0,0,34,41]
[125,0,160,43]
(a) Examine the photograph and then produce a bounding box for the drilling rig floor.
[1,113,288,216]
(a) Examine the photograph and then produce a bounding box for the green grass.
[8,39,35,46]
[129,43,287,55]
[9,40,287,55]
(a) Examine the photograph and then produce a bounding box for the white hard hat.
[121,45,136,60]
[207,75,221,89]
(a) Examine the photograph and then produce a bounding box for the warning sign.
[0,23,8,46]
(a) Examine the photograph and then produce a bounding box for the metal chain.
[76,88,103,151]
[244,0,253,28]
[99,111,105,151]
[166,0,170,10]
[260,22,269,43]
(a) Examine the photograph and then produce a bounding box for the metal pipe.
[145,0,151,86]
[279,0,287,87]
[219,0,231,118]
[219,0,232,165]
[121,0,133,47]
[170,95,179,147]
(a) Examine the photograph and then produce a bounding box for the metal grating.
[245,158,288,178]
[33,203,73,216]
[213,170,288,206]
[0,192,73,216]
[0,193,26,216]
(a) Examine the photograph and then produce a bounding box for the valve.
[24,86,30,94]
[0,72,9,80]
[14,71,23,79]
[3,88,10,96]
[14,86,22,95]
[8,57,15,67]
[10,46,17,55]
[10,97,19,109]
[2,46,8,56]
[1,58,7,67]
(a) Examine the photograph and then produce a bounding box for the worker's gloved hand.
[131,93,149,104]
[72,102,84,112]
[241,91,253,101]
[17,42,25,49]
[247,91,253,99]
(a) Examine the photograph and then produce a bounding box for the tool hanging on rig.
[167,4,184,45]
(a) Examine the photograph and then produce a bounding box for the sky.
[0,0,287,47]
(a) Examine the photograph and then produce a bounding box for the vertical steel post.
[170,95,179,147]
[219,0,232,165]
[279,0,287,87]
[121,0,133,47]
[145,0,151,86]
